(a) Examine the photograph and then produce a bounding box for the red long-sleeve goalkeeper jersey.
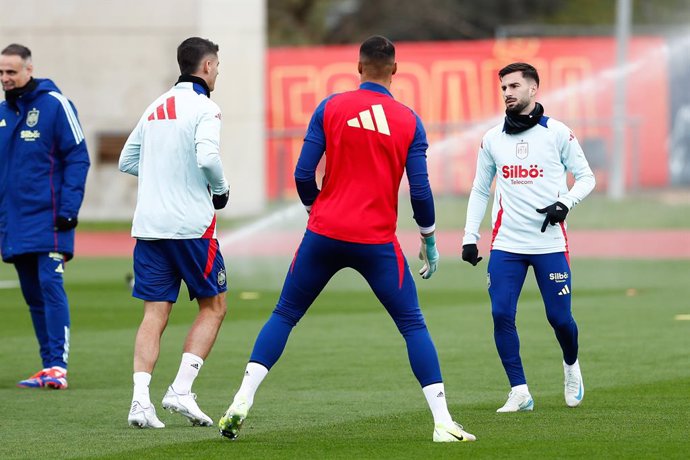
[296,82,433,244]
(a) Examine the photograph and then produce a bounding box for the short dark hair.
[359,35,395,79]
[1,43,32,60]
[177,37,219,75]
[499,62,540,86]
[360,35,395,65]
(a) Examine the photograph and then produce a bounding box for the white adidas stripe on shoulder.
[49,91,84,144]
[347,118,360,128]
[371,104,390,135]
[346,104,390,136]
[359,108,375,130]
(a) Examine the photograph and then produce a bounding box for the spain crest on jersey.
[26,108,40,127]
[516,141,528,159]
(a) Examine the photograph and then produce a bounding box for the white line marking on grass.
[239,291,260,300]
[218,202,304,248]
[0,280,19,289]
[674,314,690,321]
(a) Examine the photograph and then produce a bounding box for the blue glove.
[418,234,439,279]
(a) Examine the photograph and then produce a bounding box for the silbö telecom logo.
[502,164,544,185]
[549,272,569,282]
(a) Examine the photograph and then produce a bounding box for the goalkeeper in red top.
[219,35,476,443]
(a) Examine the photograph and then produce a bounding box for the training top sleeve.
[463,136,497,245]
[405,113,435,233]
[196,102,228,195]
[295,97,330,206]
[52,96,90,219]
[294,140,323,206]
[557,126,596,210]
[302,96,330,148]
[119,117,143,176]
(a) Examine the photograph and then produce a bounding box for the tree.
[268,0,690,46]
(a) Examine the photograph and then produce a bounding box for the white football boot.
[433,421,477,442]
[219,395,250,440]
[496,390,534,412]
[564,360,584,407]
[161,386,213,426]
[128,400,165,428]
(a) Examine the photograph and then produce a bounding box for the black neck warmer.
[176,74,211,97]
[503,102,545,134]
[4,77,38,109]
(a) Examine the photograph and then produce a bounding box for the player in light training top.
[219,35,476,443]
[119,37,230,429]
[461,62,595,412]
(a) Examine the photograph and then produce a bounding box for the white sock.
[133,371,152,406]
[171,352,204,394]
[512,383,530,395]
[564,359,580,372]
[235,362,269,407]
[422,383,454,426]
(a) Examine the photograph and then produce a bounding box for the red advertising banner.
[267,37,669,198]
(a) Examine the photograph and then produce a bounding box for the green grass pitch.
[1,253,689,459]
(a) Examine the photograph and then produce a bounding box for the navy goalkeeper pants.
[249,229,443,387]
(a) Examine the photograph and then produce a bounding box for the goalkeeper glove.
[54,216,78,232]
[418,234,439,279]
[536,201,569,232]
[461,244,483,266]
[212,189,230,210]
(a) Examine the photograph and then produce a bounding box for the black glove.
[536,201,569,232]
[55,216,78,232]
[461,244,483,266]
[212,190,229,210]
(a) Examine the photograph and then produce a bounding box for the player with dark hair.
[177,37,220,76]
[0,43,90,390]
[120,37,229,428]
[461,62,595,412]
[219,35,476,443]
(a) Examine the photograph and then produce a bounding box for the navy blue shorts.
[132,239,227,302]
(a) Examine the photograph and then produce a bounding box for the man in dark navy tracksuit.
[0,44,90,390]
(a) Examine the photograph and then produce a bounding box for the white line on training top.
[49,91,84,144]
